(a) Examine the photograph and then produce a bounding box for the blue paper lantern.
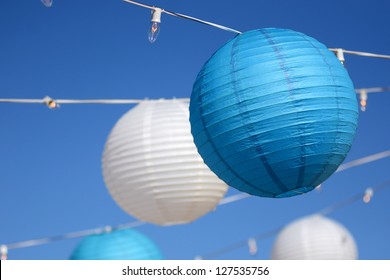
[190,28,358,198]
[70,229,163,260]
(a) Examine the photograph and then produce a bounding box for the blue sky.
[0,0,389,260]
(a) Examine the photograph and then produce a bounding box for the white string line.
[336,150,390,172]
[123,1,390,59]
[0,87,388,106]
[329,48,390,60]
[198,179,390,259]
[355,87,390,94]
[0,97,190,105]
[218,192,251,205]
[123,0,242,34]
[2,149,389,252]
[218,149,390,206]
[5,221,146,250]
[161,10,242,34]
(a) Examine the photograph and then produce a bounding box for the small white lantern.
[271,215,358,259]
[102,100,228,226]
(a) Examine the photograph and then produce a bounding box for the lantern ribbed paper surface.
[190,28,358,198]
[70,229,162,260]
[271,215,358,259]
[102,100,228,226]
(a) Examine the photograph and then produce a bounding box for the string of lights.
[329,48,390,60]
[40,0,390,62]
[355,87,390,111]
[122,0,390,64]
[196,179,390,260]
[8,0,389,261]
[0,87,388,112]
[217,149,390,204]
[1,149,389,259]
[0,97,190,109]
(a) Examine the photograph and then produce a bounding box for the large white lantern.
[102,100,228,226]
[271,215,358,259]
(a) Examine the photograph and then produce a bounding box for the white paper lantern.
[102,100,228,226]
[271,215,358,259]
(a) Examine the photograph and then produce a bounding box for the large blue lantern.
[70,229,163,260]
[190,28,358,198]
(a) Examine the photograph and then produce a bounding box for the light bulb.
[363,188,374,203]
[0,245,7,260]
[41,0,53,7]
[359,91,368,112]
[248,238,258,255]
[360,100,367,112]
[43,96,59,109]
[336,48,345,66]
[148,8,162,43]
[148,21,161,43]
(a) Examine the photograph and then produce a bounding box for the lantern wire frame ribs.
[270,215,358,260]
[101,100,229,226]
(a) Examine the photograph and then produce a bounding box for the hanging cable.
[197,179,390,259]
[123,1,390,62]
[219,149,390,205]
[336,150,390,172]
[3,221,146,251]
[329,48,390,60]
[1,150,389,253]
[319,180,388,216]
[0,97,190,108]
[123,0,242,36]
[0,87,388,108]
[355,87,390,94]
[218,192,251,205]
[354,87,390,112]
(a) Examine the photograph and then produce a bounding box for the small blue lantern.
[70,229,163,260]
[190,28,358,198]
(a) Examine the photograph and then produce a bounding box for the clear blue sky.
[0,0,389,260]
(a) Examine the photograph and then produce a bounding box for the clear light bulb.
[248,238,258,255]
[148,8,162,43]
[360,100,367,112]
[148,21,161,43]
[41,0,53,7]
[360,91,368,112]
[363,188,374,203]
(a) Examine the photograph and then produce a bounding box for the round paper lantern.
[190,28,358,198]
[70,229,162,260]
[102,100,228,226]
[271,215,358,259]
